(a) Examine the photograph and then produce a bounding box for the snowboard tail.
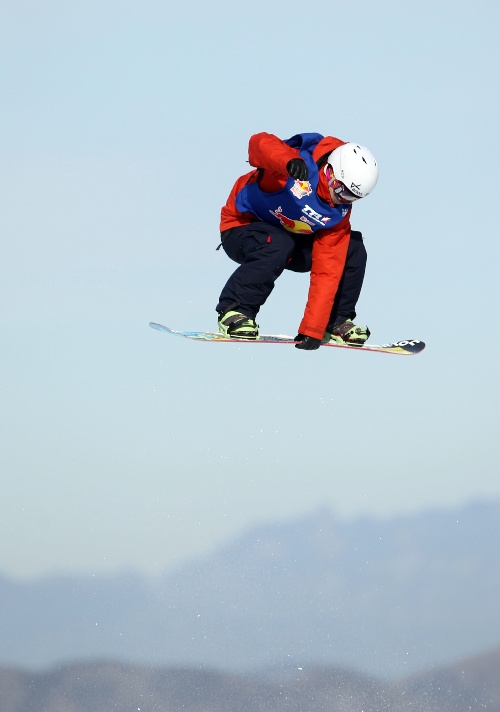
[149,323,425,356]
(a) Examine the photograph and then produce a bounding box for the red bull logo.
[269,207,314,234]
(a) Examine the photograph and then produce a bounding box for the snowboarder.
[216,132,379,350]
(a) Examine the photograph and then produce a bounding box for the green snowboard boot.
[324,318,370,346]
[218,310,259,340]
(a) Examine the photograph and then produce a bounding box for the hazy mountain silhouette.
[1,500,499,677]
[0,648,499,712]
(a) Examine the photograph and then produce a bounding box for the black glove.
[286,158,309,181]
[294,334,322,351]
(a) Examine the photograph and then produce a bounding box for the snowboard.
[149,322,425,356]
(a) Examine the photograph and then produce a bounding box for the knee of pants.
[242,228,296,268]
[347,230,367,263]
[222,224,295,268]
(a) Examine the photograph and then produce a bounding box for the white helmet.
[327,143,379,199]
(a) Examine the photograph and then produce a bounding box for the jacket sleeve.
[297,218,351,340]
[248,132,298,174]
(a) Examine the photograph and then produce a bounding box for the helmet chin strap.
[324,164,336,188]
[323,165,337,204]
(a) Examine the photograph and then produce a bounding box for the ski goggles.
[325,165,359,203]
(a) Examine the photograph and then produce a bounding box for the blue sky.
[1,0,499,579]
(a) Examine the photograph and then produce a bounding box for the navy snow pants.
[216,221,367,327]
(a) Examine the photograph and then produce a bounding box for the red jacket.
[220,132,352,340]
